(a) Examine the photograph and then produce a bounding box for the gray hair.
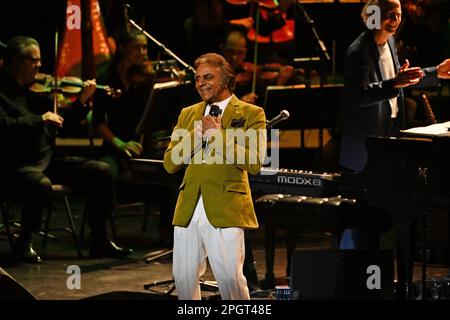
[194,53,235,92]
[5,36,39,64]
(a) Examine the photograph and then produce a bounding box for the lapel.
[221,95,243,129]
[366,30,383,81]
[192,101,207,125]
[387,36,400,72]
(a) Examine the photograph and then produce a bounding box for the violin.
[127,60,156,84]
[29,73,122,98]
[127,60,187,85]
[235,61,294,86]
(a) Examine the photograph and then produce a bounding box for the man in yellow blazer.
[163,53,266,300]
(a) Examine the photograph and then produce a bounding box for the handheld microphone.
[203,105,222,149]
[266,110,290,128]
[209,105,222,117]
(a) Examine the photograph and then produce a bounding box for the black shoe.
[15,239,43,264]
[89,239,133,259]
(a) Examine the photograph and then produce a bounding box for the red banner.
[57,0,111,77]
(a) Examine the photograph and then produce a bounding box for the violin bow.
[53,30,59,114]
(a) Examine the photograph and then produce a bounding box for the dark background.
[1,1,448,76]
[0,0,193,73]
[0,0,366,74]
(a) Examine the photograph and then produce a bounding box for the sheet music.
[153,80,182,90]
[401,121,450,136]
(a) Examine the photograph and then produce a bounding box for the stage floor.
[1,201,448,300]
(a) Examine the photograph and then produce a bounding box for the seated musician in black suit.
[0,36,132,263]
[339,0,450,249]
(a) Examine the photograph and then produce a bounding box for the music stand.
[134,81,196,292]
[135,80,197,153]
[134,80,196,264]
[263,83,343,149]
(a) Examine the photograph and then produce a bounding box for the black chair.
[41,184,83,258]
[0,190,15,251]
[80,180,150,244]
[0,184,83,258]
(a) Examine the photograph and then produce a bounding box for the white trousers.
[173,195,250,300]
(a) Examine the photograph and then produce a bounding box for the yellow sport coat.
[163,94,266,229]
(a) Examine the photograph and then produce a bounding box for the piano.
[346,135,450,298]
[128,160,342,197]
[250,167,347,288]
[250,167,341,197]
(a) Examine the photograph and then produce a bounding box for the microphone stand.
[294,3,330,65]
[128,19,196,75]
[129,17,195,139]
[293,1,330,160]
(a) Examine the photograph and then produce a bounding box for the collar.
[204,95,233,116]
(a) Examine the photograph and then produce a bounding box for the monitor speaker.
[290,250,394,300]
[0,267,36,300]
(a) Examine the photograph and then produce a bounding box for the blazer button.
[202,159,206,164]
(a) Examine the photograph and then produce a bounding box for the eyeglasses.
[21,56,41,64]
[384,12,402,21]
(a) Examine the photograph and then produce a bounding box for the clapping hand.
[393,59,424,88]
[437,59,450,79]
